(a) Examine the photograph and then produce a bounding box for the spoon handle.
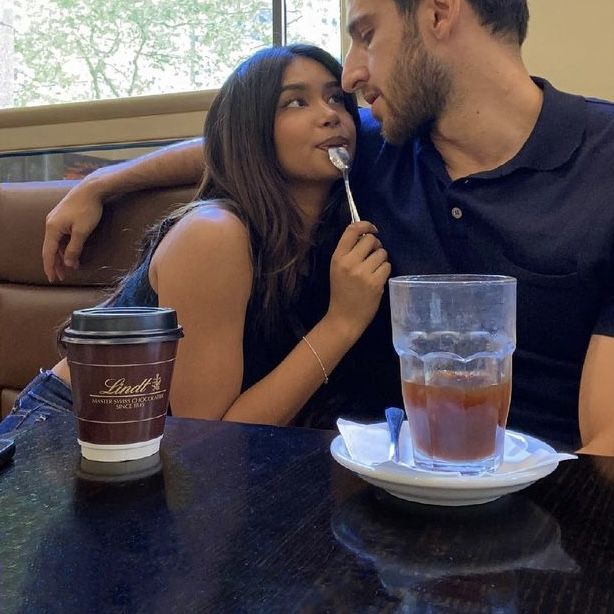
[385,407,405,463]
[343,171,361,223]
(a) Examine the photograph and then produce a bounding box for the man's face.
[343,0,452,143]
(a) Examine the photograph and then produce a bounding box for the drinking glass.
[389,275,516,474]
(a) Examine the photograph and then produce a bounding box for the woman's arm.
[43,138,205,282]
[152,210,389,425]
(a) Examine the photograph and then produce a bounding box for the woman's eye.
[285,98,306,108]
[327,93,345,105]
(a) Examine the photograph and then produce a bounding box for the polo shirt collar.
[418,77,587,180]
[495,77,586,174]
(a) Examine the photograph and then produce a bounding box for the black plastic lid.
[62,307,183,342]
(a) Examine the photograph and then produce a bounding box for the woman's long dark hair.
[100,44,359,335]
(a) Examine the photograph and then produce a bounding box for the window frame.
[0,1,349,155]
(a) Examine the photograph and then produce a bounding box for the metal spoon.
[385,407,405,463]
[327,147,361,223]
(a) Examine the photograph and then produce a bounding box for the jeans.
[0,370,72,439]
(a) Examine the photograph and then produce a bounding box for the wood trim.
[0,91,216,154]
[1,111,206,153]
[0,90,217,128]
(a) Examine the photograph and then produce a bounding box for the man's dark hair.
[393,0,529,45]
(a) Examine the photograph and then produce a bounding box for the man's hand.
[42,181,104,282]
[41,138,205,283]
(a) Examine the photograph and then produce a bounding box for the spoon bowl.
[328,146,351,172]
[327,146,361,223]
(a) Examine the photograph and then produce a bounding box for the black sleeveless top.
[111,213,397,429]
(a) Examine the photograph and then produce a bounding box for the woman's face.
[274,57,357,185]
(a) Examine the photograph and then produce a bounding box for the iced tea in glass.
[390,275,516,474]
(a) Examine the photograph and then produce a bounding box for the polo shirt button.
[464,179,470,185]
[451,207,463,220]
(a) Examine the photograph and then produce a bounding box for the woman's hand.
[327,221,392,341]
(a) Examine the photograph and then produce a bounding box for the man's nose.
[342,43,367,93]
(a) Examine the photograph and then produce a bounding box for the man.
[42,0,614,451]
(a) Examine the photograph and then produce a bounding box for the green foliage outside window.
[1,0,340,108]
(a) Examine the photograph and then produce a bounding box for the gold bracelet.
[302,335,329,385]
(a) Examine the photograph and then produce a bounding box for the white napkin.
[336,418,576,477]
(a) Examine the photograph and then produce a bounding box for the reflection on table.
[333,491,578,611]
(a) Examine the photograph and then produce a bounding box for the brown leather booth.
[0,180,196,417]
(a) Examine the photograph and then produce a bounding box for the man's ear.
[421,0,461,41]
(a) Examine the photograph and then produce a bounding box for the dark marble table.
[1,414,613,613]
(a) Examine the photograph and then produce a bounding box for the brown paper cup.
[63,307,183,462]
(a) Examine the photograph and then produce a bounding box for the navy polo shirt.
[351,78,614,446]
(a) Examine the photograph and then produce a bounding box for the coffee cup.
[62,307,183,462]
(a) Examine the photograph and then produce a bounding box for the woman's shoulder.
[161,201,248,254]
[150,201,252,284]
[178,200,247,238]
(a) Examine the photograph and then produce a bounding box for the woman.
[0,44,390,436]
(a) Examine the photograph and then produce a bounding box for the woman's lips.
[317,137,350,150]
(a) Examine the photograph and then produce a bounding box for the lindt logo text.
[99,374,163,396]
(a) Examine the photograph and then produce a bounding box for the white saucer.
[330,429,564,506]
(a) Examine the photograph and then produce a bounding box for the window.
[0,0,343,110]
[0,141,182,182]
[0,1,346,182]
[286,1,342,59]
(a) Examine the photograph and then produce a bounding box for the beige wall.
[523,0,614,100]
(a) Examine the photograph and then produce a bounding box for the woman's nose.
[319,103,341,127]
